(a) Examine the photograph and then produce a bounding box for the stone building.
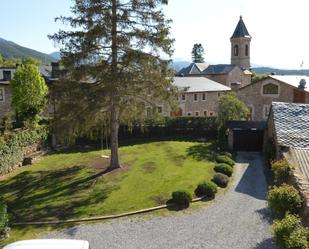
[0,65,54,121]
[159,77,231,117]
[267,102,309,223]
[176,16,252,88]
[237,75,309,121]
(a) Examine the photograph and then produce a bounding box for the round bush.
[171,191,192,207]
[220,152,233,159]
[194,181,218,198]
[215,155,235,167]
[267,184,303,218]
[212,173,229,188]
[272,214,308,249]
[271,159,292,185]
[214,163,233,177]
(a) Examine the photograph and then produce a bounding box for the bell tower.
[230,16,251,70]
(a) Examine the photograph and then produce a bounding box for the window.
[245,44,249,56]
[157,106,163,114]
[202,93,206,101]
[187,112,192,116]
[262,83,279,95]
[0,88,4,102]
[3,71,11,81]
[146,107,152,117]
[247,105,254,120]
[209,111,214,117]
[234,45,239,56]
[195,111,199,116]
[181,94,186,101]
[194,93,198,102]
[263,105,270,119]
[203,110,208,116]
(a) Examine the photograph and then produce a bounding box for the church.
[176,16,252,89]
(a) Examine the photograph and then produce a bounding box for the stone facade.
[0,84,12,120]
[206,66,251,88]
[237,77,309,121]
[231,37,251,70]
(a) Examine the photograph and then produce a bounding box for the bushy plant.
[215,155,235,167]
[214,163,233,177]
[267,184,303,218]
[272,214,308,249]
[212,173,229,188]
[220,152,233,159]
[194,181,218,198]
[0,202,9,240]
[171,191,192,207]
[271,159,292,185]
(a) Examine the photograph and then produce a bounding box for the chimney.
[299,78,306,90]
[51,62,60,79]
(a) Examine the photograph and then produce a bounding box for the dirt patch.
[88,157,110,173]
[150,194,169,205]
[142,162,156,173]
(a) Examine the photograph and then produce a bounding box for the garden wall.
[0,126,48,176]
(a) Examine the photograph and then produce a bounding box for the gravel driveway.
[44,152,277,249]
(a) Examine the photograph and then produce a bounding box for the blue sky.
[1,0,309,69]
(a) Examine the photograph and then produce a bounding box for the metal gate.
[233,130,264,151]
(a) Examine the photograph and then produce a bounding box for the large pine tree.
[49,0,175,170]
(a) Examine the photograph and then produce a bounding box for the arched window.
[245,44,249,56]
[234,45,239,56]
[262,83,279,95]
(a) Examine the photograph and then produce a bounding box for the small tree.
[191,43,205,63]
[217,93,249,138]
[11,64,48,125]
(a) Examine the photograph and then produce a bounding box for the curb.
[12,197,204,226]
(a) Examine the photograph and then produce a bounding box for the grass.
[0,140,220,246]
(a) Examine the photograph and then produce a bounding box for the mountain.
[170,60,191,72]
[0,37,56,63]
[49,51,61,60]
[252,67,309,76]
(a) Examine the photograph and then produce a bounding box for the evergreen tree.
[191,43,205,63]
[49,0,175,170]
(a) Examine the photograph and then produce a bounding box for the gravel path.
[44,152,277,249]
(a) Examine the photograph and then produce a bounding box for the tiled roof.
[270,75,309,93]
[289,148,309,181]
[272,102,309,148]
[173,77,231,92]
[203,64,237,75]
[231,16,251,39]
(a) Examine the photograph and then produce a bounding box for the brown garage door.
[233,130,264,151]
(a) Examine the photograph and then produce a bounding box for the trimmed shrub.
[212,173,229,188]
[171,191,192,207]
[267,184,303,218]
[271,159,292,185]
[220,152,233,159]
[0,202,9,240]
[215,155,235,167]
[194,181,218,198]
[214,163,233,177]
[272,214,308,249]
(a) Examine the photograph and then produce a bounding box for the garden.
[0,139,235,245]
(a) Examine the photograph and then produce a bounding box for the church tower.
[230,16,251,70]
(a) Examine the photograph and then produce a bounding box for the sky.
[0,0,309,69]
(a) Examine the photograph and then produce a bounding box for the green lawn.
[0,140,219,245]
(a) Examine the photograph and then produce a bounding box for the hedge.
[0,202,9,240]
[0,126,48,175]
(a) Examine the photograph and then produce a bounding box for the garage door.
[233,130,264,151]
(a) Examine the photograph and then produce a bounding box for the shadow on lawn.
[186,142,220,161]
[0,166,120,223]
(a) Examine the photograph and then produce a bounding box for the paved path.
[44,153,277,249]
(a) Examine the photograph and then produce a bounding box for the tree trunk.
[109,0,120,170]
[109,101,120,169]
